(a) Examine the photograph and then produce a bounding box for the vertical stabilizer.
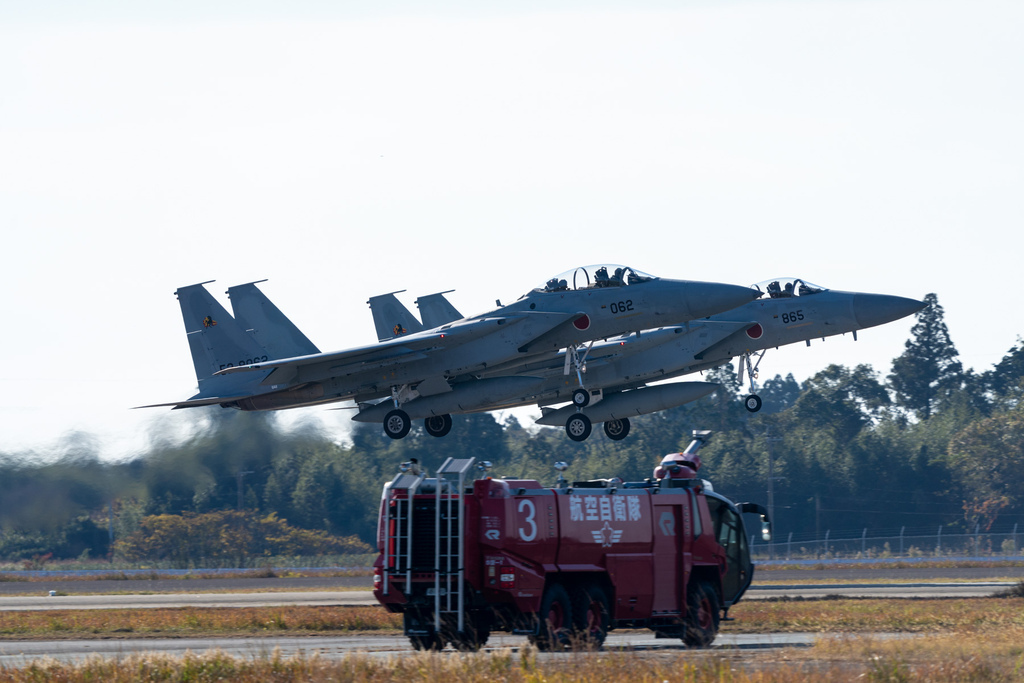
[227,281,320,359]
[367,291,424,342]
[175,282,269,385]
[415,290,463,329]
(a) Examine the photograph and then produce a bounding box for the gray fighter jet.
[357,277,923,441]
[140,266,758,441]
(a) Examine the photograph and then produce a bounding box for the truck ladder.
[434,457,475,635]
[380,471,426,596]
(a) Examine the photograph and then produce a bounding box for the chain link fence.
[751,524,1023,562]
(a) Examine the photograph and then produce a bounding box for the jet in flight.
[358,277,924,441]
[140,266,758,441]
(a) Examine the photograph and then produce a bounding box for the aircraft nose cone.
[686,282,761,319]
[852,294,925,329]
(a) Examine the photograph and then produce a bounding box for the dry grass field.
[2,633,1023,683]
[1,596,1023,680]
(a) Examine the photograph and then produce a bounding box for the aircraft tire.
[603,417,630,441]
[424,414,453,438]
[566,413,592,442]
[383,409,412,439]
[744,395,763,413]
[572,388,590,407]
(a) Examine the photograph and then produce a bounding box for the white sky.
[2,0,1021,459]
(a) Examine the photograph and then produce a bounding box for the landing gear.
[603,417,630,441]
[424,414,453,437]
[572,388,590,408]
[383,409,411,439]
[739,350,767,413]
[565,413,592,442]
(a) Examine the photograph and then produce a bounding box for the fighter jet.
[140,266,759,441]
[356,277,923,441]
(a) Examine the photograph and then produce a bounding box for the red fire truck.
[373,430,771,651]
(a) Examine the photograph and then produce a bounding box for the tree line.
[2,292,1023,564]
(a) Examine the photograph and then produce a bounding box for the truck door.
[652,504,681,613]
[707,499,753,606]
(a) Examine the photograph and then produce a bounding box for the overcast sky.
[2,0,1021,459]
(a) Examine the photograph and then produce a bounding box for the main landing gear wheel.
[383,409,411,439]
[572,388,591,408]
[603,417,630,441]
[424,413,453,438]
[565,413,592,442]
[744,394,763,413]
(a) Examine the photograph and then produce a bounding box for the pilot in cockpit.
[783,282,794,297]
[612,267,625,285]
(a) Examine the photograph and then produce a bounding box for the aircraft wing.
[134,395,256,410]
[214,311,580,386]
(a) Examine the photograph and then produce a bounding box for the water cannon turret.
[399,458,422,475]
[554,461,569,489]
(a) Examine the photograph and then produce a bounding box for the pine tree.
[888,293,963,420]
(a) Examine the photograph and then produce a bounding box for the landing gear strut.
[739,350,766,413]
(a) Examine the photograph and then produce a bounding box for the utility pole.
[236,470,254,511]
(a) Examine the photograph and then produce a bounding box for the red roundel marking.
[746,323,763,339]
[573,314,591,331]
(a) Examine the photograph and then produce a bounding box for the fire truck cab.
[373,430,770,651]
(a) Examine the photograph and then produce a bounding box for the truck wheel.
[448,613,491,652]
[682,580,721,648]
[404,612,444,651]
[530,583,573,651]
[571,583,610,648]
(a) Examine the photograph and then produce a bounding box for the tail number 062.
[518,499,538,542]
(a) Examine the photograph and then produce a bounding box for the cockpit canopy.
[752,278,826,299]
[540,264,657,293]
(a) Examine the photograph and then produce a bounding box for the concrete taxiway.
[0,580,1015,612]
